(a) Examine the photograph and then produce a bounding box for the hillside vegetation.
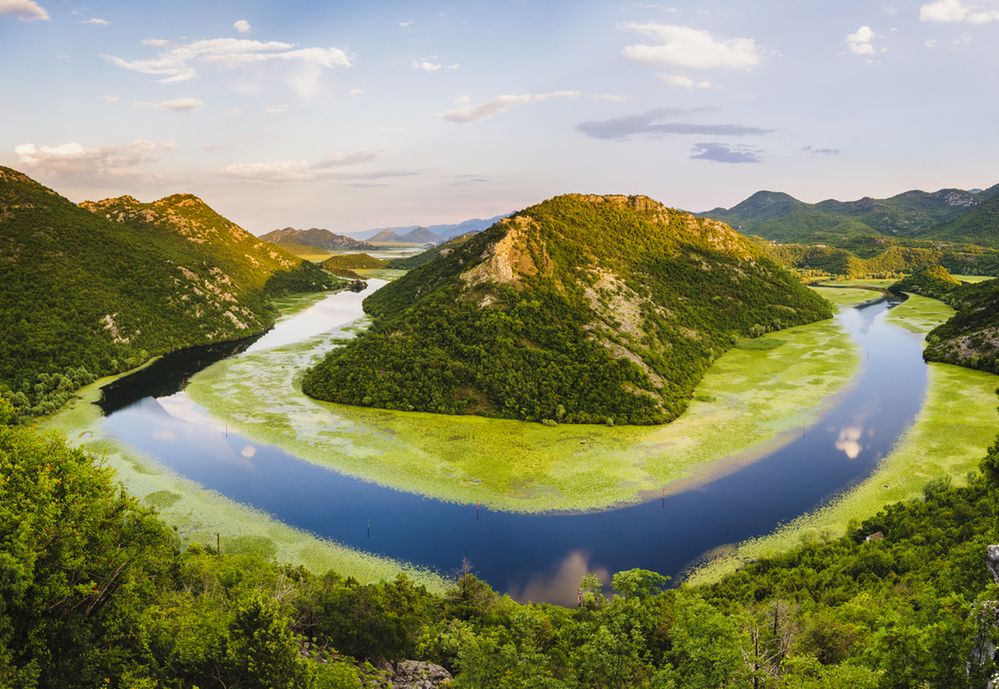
[705,184,999,247]
[319,253,388,278]
[0,167,337,419]
[5,397,999,688]
[890,265,962,300]
[925,278,999,374]
[303,194,832,425]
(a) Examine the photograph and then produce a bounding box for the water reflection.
[100,296,929,602]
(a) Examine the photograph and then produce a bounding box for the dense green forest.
[890,265,963,300]
[260,228,375,254]
[319,253,388,278]
[703,184,999,246]
[303,194,832,425]
[0,168,337,421]
[4,395,999,688]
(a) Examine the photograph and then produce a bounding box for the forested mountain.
[0,168,336,418]
[704,184,998,246]
[319,253,387,278]
[925,278,999,374]
[259,227,375,253]
[303,194,832,425]
[889,265,963,300]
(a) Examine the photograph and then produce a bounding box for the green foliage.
[890,264,962,300]
[925,278,999,374]
[4,412,999,687]
[304,195,831,425]
[320,253,387,270]
[0,167,337,420]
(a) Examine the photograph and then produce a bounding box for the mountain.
[353,213,508,242]
[387,232,478,270]
[918,189,999,247]
[259,227,375,253]
[320,253,386,278]
[925,278,999,374]
[0,167,336,417]
[302,194,832,425]
[889,265,962,301]
[367,228,404,243]
[397,226,440,244]
[705,185,997,246]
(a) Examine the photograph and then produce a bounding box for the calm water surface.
[99,287,926,603]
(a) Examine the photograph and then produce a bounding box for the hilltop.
[0,168,337,418]
[303,194,832,425]
[369,226,441,244]
[260,227,375,254]
[704,184,999,247]
[386,231,478,270]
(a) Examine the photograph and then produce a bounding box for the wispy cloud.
[658,73,713,89]
[690,142,761,163]
[443,91,581,123]
[134,97,204,111]
[81,17,110,26]
[920,0,999,23]
[233,19,251,34]
[576,108,769,140]
[99,95,120,104]
[398,19,414,30]
[803,145,840,155]
[0,0,48,21]
[620,23,760,70]
[105,37,352,98]
[222,151,388,182]
[411,57,460,72]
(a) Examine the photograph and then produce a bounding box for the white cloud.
[13,139,167,180]
[443,91,581,123]
[105,37,353,97]
[658,73,713,89]
[99,95,120,104]
[591,93,627,102]
[0,0,49,21]
[620,23,760,70]
[265,103,287,114]
[142,38,172,47]
[233,19,251,34]
[348,88,363,96]
[411,57,459,72]
[82,17,110,26]
[134,97,203,111]
[220,152,414,183]
[159,97,203,111]
[920,0,999,23]
[924,38,938,47]
[845,25,885,58]
[398,19,413,30]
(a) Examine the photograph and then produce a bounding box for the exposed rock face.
[374,660,452,688]
[987,545,999,584]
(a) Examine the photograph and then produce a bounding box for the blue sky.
[1,0,997,233]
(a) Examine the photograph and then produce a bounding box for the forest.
[3,394,998,689]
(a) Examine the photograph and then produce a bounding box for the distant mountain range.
[353,214,509,243]
[302,194,831,426]
[0,167,335,417]
[260,227,375,253]
[702,184,999,247]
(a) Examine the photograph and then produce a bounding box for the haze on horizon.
[1,0,997,234]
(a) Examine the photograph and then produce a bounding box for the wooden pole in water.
[367,520,371,538]
[216,532,220,555]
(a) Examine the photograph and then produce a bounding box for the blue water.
[100,295,926,604]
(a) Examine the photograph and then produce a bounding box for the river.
[96,283,926,604]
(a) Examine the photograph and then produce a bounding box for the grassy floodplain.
[39,308,448,592]
[184,286,872,513]
[690,290,998,584]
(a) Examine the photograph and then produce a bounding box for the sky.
[1,0,997,234]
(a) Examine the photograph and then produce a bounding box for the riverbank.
[183,286,871,513]
[39,293,448,592]
[689,291,998,585]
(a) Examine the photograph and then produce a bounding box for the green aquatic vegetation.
[690,295,998,585]
[185,286,864,513]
